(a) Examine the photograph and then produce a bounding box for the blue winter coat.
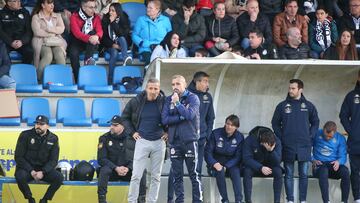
[312,129,347,165]
[132,14,172,54]
[204,127,244,169]
[243,133,282,171]
[187,81,215,140]
[162,89,200,144]
[340,82,360,155]
[271,94,319,162]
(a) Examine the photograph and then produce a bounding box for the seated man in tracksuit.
[242,126,283,203]
[204,114,244,203]
[312,121,350,203]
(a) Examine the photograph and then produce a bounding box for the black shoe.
[98,194,107,203]
[28,198,35,203]
[39,199,47,203]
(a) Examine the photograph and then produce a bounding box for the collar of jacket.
[38,10,58,20]
[187,81,209,95]
[286,93,306,102]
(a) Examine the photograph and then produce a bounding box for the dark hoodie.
[0,40,10,78]
[271,94,319,162]
[187,81,215,140]
[340,81,360,154]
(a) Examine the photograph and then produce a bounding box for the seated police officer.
[97,115,136,203]
[242,126,282,203]
[312,121,350,203]
[14,115,63,203]
[204,114,244,203]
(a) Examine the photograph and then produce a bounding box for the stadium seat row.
[0,98,121,127]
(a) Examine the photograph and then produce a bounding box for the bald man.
[278,27,310,59]
[162,75,203,203]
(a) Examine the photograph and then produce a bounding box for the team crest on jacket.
[203,95,208,100]
[355,94,360,104]
[284,104,292,113]
[232,139,237,144]
[217,141,223,148]
[300,102,308,111]
[108,141,113,146]
[170,148,175,154]
[18,14,24,19]
[262,49,268,55]
[30,138,35,144]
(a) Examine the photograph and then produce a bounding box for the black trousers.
[15,168,63,200]
[7,43,34,64]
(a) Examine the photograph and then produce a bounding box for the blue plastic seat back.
[21,98,51,122]
[91,98,121,125]
[10,64,39,85]
[56,98,87,122]
[122,2,146,28]
[78,65,108,89]
[113,66,142,85]
[43,64,75,89]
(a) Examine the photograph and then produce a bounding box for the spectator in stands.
[204,2,239,56]
[162,0,183,18]
[340,70,360,203]
[150,31,186,63]
[14,115,63,203]
[324,29,358,60]
[96,0,117,18]
[232,45,244,56]
[308,6,338,59]
[162,75,203,203]
[194,47,209,57]
[204,114,244,203]
[273,0,308,47]
[0,0,5,8]
[195,0,213,17]
[312,121,350,203]
[132,0,172,65]
[225,0,247,19]
[0,40,16,89]
[0,0,33,64]
[69,0,103,81]
[122,78,167,203]
[101,2,131,83]
[339,0,360,57]
[278,27,310,59]
[31,0,67,82]
[272,79,319,203]
[236,0,272,50]
[243,126,282,203]
[258,0,283,25]
[172,0,206,57]
[97,115,139,203]
[54,0,81,35]
[243,28,278,59]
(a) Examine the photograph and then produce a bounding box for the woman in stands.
[31,0,67,82]
[204,2,239,56]
[101,2,131,83]
[324,29,358,60]
[150,31,186,63]
[132,0,172,65]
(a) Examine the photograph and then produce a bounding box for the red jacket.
[70,12,103,43]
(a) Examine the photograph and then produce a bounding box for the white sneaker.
[287,201,294,203]
[300,201,307,203]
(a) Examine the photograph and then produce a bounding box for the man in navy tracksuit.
[340,70,360,203]
[162,75,203,203]
[312,121,350,203]
[204,114,244,203]
[272,79,319,203]
[242,126,282,203]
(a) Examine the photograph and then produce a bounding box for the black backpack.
[120,77,143,93]
[70,161,95,181]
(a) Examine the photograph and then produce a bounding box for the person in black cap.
[14,115,63,203]
[97,115,138,203]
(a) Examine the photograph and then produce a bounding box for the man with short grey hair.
[279,27,309,59]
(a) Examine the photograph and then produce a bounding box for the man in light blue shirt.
[312,121,350,203]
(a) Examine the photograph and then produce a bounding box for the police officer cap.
[108,115,122,124]
[34,115,49,125]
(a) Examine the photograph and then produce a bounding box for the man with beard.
[340,70,360,203]
[14,115,63,203]
[97,115,137,203]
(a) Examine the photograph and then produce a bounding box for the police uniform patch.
[355,94,360,104]
[284,104,292,114]
[217,141,223,148]
[30,138,35,144]
[108,141,113,146]
[170,148,175,154]
[4,15,9,19]
[98,142,103,149]
[18,14,24,19]
[47,142,54,145]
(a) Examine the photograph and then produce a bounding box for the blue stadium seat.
[9,64,42,93]
[43,64,78,93]
[122,2,146,28]
[79,52,99,61]
[0,118,20,126]
[9,51,22,61]
[104,50,133,61]
[91,98,121,127]
[113,66,142,93]
[21,98,56,126]
[78,65,113,93]
[56,98,92,127]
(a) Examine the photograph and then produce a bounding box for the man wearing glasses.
[14,115,63,203]
[0,0,33,64]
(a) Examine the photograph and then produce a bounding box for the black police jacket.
[97,132,135,170]
[14,128,59,174]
